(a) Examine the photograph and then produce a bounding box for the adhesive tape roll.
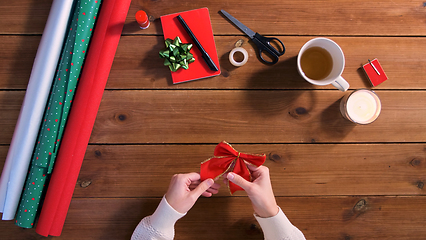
[229,47,248,67]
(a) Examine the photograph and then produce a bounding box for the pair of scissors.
[220,10,285,64]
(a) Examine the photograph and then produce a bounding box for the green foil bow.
[159,36,195,72]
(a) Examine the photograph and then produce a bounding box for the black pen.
[177,15,219,72]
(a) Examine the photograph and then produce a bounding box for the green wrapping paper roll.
[15,0,101,228]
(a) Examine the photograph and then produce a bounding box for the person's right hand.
[226,165,279,218]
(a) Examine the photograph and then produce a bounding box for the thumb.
[191,178,214,198]
[227,172,251,190]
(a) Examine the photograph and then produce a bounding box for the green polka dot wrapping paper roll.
[15,0,101,228]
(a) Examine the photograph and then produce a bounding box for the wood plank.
[0,91,22,144]
[91,90,426,143]
[1,196,425,239]
[129,0,426,36]
[1,35,425,90]
[0,36,39,90]
[1,90,425,144]
[75,144,426,198]
[108,36,426,90]
[0,0,51,35]
[1,144,424,198]
[1,0,426,36]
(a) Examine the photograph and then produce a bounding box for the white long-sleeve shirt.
[131,197,305,240]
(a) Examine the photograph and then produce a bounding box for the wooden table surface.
[1,0,426,239]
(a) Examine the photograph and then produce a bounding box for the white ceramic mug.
[297,38,349,91]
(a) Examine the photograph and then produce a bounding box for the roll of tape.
[229,47,248,67]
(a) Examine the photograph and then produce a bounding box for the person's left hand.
[165,173,220,213]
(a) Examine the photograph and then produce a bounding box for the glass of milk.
[340,89,381,124]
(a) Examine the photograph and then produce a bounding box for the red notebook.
[161,8,221,84]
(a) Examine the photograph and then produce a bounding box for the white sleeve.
[254,207,306,240]
[131,196,186,240]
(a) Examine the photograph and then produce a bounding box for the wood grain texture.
[108,36,426,90]
[127,0,426,36]
[1,196,426,239]
[1,0,426,36]
[90,90,426,143]
[1,90,425,144]
[1,144,424,198]
[1,0,426,238]
[48,144,426,197]
[1,36,425,90]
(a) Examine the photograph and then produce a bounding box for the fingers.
[247,165,270,179]
[190,180,221,189]
[189,184,220,195]
[226,172,251,191]
[247,164,260,171]
[189,180,220,190]
[191,178,214,198]
[185,172,201,182]
[185,172,221,193]
[201,191,213,197]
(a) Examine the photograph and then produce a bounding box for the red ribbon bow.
[200,141,266,194]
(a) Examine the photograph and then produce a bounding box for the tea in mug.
[300,46,333,80]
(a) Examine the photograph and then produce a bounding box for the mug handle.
[331,76,350,92]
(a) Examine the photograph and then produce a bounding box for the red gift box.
[363,58,388,87]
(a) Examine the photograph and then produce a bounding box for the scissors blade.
[220,10,256,39]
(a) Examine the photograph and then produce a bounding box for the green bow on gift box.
[159,36,195,72]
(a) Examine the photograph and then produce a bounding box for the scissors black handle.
[252,33,285,64]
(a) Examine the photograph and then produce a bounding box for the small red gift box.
[363,58,388,87]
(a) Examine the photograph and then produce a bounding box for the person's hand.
[226,165,279,218]
[165,172,220,213]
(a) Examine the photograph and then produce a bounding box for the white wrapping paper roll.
[0,0,75,220]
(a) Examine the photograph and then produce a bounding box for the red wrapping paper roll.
[35,0,131,236]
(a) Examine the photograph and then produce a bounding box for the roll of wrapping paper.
[35,0,131,236]
[0,0,75,221]
[15,0,101,228]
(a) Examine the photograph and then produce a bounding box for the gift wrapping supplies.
[0,0,75,221]
[0,0,130,235]
[15,0,101,228]
[36,0,131,236]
